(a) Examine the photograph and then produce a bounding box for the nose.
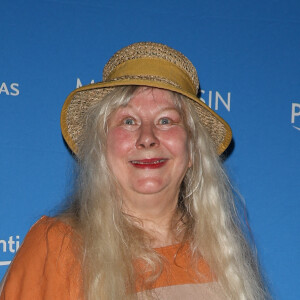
[136,123,159,149]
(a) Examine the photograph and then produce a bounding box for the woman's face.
[106,87,191,205]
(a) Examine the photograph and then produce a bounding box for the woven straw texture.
[103,42,199,93]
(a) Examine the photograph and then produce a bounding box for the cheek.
[161,128,189,156]
[107,128,135,160]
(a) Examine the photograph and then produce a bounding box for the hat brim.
[61,79,232,155]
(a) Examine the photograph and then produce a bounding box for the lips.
[130,158,168,169]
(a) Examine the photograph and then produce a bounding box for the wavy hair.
[60,86,268,300]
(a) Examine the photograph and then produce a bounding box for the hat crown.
[102,42,199,94]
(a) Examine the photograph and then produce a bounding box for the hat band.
[105,57,197,95]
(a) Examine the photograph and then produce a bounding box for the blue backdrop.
[1,0,299,298]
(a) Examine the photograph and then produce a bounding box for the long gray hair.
[61,86,268,300]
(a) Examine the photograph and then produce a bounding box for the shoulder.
[7,215,76,269]
[14,216,74,261]
[27,215,73,238]
[0,216,82,300]
[24,215,73,245]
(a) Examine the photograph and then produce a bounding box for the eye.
[123,118,135,125]
[158,118,171,125]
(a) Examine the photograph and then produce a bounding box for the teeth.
[131,160,165,164]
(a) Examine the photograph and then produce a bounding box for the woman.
[0,42,268,299]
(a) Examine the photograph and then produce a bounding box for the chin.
[132,179,166,194]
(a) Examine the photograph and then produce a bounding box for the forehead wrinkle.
[127,88,177,113]
[126,101,179,118]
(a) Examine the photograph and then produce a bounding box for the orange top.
[135,243,215,292]
[0,216,83,300]
[0,217,225,299]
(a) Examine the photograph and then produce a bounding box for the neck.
[121,192,183,247]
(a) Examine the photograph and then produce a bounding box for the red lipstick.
[130,158,167,169]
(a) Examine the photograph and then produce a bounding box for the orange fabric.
[0,216,83,300]
[135,243,215,292]
[0,217,216,299]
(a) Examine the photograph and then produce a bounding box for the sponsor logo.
[200,90,231,112]
[0,82,20,96]
[291,103,300,131]
[0,235,20,266]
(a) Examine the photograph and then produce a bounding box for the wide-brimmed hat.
[61,42,232,155]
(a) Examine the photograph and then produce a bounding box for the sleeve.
[0,216,83,300]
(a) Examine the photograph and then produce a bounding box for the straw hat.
[61,42,232,155]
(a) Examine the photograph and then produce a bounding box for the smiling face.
[106,87,191,210]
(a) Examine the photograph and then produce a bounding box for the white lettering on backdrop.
[200,90,231,112]
[291,103,300,130]
[0,82,19,96]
